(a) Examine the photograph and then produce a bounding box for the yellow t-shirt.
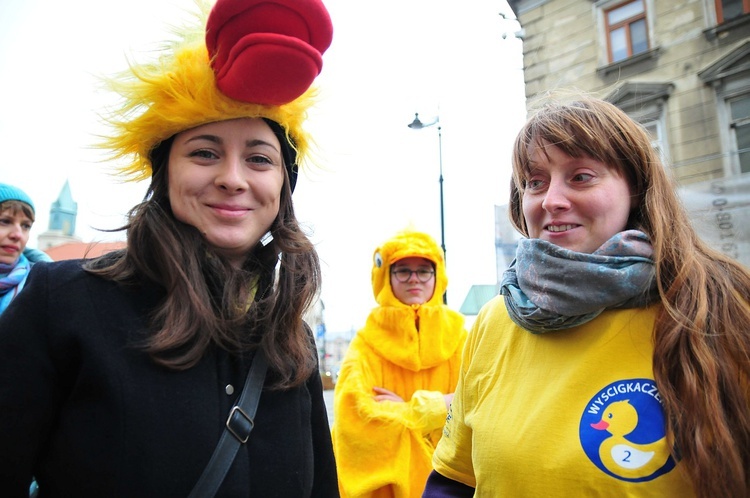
[432,296,696,497]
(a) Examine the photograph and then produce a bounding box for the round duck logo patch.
[579,379,676,482]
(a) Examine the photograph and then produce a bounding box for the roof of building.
[44,241,126,261]
[51,179,77,211]
[459,284,499,316]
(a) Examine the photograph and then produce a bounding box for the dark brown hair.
[509,97,750,497]
[86,132,321,390]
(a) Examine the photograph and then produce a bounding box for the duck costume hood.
[99,0,333,189]
[361,229,465,371]
[372,229,448,307]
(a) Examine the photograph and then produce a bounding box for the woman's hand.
[372,386,404,403]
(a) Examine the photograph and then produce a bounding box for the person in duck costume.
[332,229,467,498]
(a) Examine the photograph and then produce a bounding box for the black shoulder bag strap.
[187,348,269,498]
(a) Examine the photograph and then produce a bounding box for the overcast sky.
[0,0,527,335]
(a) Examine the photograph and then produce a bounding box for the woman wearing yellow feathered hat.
[0,0,339,496]
[332,228,468,497]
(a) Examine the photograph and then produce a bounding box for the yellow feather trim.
[97,2,317,182]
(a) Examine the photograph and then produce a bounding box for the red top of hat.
[206,0,333,106]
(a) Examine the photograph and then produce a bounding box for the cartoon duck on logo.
[590,399,671,479]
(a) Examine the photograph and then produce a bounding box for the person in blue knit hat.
[0,183,50,315]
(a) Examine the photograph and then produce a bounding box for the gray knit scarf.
[500,230,658,334]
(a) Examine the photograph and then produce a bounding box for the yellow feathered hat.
[99,0,333,185]
[371,229,448,307]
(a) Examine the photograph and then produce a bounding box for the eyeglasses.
[390,268,435,283]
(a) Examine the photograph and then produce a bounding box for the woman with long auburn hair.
[423,95,750,498]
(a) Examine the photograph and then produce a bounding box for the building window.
[729,94,750,174]
[604,81,674,167]
[699,42,750,176]
[642,118,669,166]
[605,0,649,63]
[715,0,750,23]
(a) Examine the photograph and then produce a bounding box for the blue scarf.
[500,230,658,334]
[0,253,31,315]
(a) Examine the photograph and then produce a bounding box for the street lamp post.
[408,112,447,304]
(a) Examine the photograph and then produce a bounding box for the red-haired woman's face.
[522,142,633,253]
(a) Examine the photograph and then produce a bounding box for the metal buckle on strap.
[226,406,254,443]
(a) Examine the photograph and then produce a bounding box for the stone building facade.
[507,0,749,182]
[499,0,750,266]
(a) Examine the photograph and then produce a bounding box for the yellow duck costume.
[332,230,467,498]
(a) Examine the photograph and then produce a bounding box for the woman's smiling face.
[168,118,285,267]
[522,141,634,254]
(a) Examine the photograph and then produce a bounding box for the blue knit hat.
[0,183,34,214]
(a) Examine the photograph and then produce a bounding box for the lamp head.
[407,113,424,129]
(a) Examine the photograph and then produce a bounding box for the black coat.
[0,260,339,497]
